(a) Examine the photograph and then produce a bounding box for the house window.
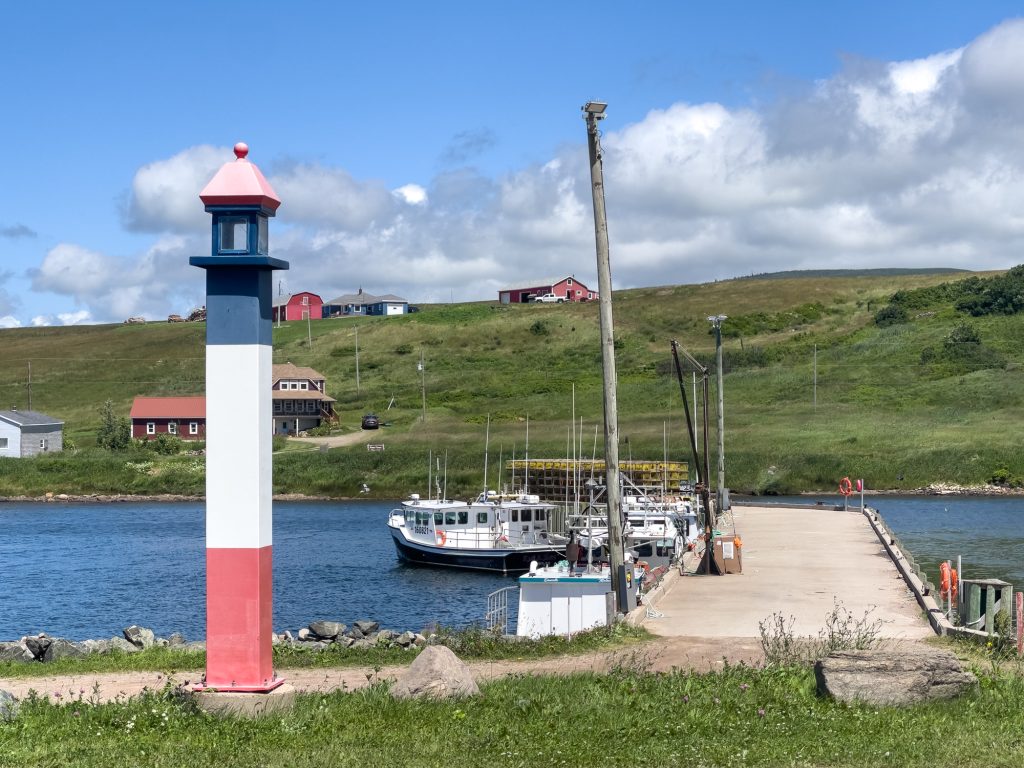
[40,439,49,451]
[0,437,7,449]
[273,402,282,413]
[284,401,294,413]
[588,292,593,299]
[299,381,308,390]
[301,295,309,305]
[147,422,155,435]
[168,422,178,435]
[189,422,199,435]
[567,278,573,286]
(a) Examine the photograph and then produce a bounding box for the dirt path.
[0,636,769,704]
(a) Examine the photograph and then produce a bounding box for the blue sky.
[3,1,1024,326]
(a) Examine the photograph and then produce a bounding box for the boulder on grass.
[390,645,480,700]
[309,621,346,640]
[0,690,17,722]
[815,648,977,706]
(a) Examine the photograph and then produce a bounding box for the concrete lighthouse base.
[188,682,297,718]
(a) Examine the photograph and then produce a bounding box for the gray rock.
[395,631,417,647]
[0,642,32,664]
[167,632,186,646]
[108,637,141,654]
[345,627,364,639]
[23,635,51,659]
[353,620,379,635]
[413,633,428,647]
[815,648,977,706]
[42,639,84,663]
[297,627,311,642]
[282,630,294,643]
[181,641,206,652]
[123,625,155,649]
[390,645,480,700]
[376,629,396,645]
[309,621,346,639]
[0,690,17,722]
[337,636,356,648]
[299,640,330,651]
[349,638,374,650]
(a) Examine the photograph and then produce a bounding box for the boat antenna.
[497,443,504,493]
[427,449,433,500]
[435,456,442,501]
[524,415,530,494]
[482,414,491,497]
[443,450,448,502]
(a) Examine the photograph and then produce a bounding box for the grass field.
[2,269,1022,497]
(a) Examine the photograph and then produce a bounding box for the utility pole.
[583,99,626,605]
[708,315,728,511]
[27,362,32,411]
[418,349,426,422]
[355,326,360,394]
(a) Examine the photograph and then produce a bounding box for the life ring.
[939,562,959,599]
[838,477,854,496]
[436,530,446,546]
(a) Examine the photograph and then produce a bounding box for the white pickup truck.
[532,293,564,303]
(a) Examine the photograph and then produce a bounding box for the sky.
[3,1,1024,328]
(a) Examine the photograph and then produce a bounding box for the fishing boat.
[387,491,570,573]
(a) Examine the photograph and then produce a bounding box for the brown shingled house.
[272,363,336,435]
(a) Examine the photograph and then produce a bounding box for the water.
[3,496,1021,641]
[739,495,1024,588]
[0,501,516,640]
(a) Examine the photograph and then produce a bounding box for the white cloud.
[123,145,225,233]
[22,18,1024,321]
[0,315,21,328]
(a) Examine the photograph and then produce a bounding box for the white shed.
[0,409,64,458]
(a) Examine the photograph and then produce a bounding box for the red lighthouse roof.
[200,142,281,213]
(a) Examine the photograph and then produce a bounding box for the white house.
[0,409,64,458]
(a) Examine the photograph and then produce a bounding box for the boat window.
[457,511,469,525]
[416,511,427,526]
[511,510,519,522]
[445,511,457,526]
[521,509,532,522]
[477,511,489,524]
[434,513,443,525]
[405,510,414,524]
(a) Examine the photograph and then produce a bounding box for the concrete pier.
[642,504,933,640]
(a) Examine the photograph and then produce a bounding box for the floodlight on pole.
[583,101,608,116]
[708,314,728,511]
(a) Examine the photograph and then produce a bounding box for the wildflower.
[758,708,766,718]
[739,683,750,692]
[682,695,689,703]
[713,697,720,704]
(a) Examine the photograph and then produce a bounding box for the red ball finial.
[234,142,249,159]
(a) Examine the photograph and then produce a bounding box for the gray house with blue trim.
[0,410,64,458]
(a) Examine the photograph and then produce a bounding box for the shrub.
[144,433,183,455]
[874,303,908,327]
[96,400,131,451]
[272,434,288,452]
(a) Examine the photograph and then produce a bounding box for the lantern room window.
[257,216,269,254]
[219,217,249,253]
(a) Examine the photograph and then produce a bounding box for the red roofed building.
[272,292,323,322]
[130,397,207,440]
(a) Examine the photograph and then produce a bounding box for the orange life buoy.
[838,477,854,496]
[939,562,958,599]
[437,530,446,546]
[733,536,743,548]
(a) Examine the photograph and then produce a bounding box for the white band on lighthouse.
[206,343,272,548]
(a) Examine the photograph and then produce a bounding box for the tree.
[96,400,132,451]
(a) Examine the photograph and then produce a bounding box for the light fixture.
[583,101,607,116]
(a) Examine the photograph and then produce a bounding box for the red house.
[130,397,206,440]
[272,292,323,322]
[498,276,598,304]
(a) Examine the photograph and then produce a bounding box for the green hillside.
[3,268,1023,498]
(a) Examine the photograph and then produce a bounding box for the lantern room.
[199,142,281,258]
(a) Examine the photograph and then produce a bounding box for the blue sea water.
[0,500,514,640]
[1,496,1020,640]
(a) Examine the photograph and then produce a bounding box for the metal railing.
[485,586,518,635]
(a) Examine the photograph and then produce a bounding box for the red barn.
[130,397,207,440]
[498,276,598,304]
[272,292,323,322]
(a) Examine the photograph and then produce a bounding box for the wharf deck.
[643,504,934,640]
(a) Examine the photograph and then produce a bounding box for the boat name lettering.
[413,526,431,535]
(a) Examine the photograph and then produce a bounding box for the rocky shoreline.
[3,483,1023,504]
[1,619,430,665]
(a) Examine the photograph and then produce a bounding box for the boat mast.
[482,415,491,497]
